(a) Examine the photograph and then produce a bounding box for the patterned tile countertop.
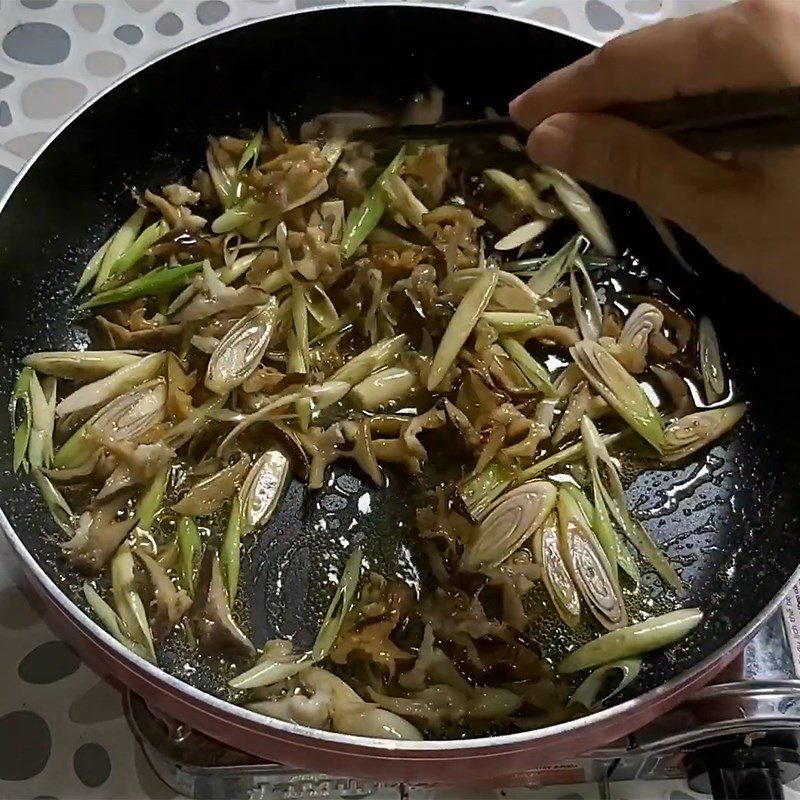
[0,1,761,799]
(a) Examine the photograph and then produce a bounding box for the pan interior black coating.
[0,6,798,713]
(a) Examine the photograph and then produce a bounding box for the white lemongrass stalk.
[56,352,165,417]
[559,609,703,673]
[24,351,143,380]
[330,334,408,387]
[462,481,556,571]
[428,268,499,390]
[663,404,745,462]
[205,300,279,394]
[541,168,615,256]
[572,340,665,451]
[533,515,581,627]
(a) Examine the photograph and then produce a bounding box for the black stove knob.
[687,734,800,800]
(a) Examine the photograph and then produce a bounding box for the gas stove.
[127,587,800,800]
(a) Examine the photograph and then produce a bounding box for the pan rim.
[0,1,796,757]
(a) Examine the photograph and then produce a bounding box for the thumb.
[528,112,738,237]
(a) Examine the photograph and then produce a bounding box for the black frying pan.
[0,6,798,794]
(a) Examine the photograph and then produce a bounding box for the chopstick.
[355,86,800,153]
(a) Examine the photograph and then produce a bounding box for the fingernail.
[529,115,573,167]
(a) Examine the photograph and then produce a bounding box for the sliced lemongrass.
[76,237,111,295]
[239,448,290,534]
[289,285,311,430]
[458,461,514,522]
[238,128,263,171]
[495,219,550,251]
[559,482,592,518]
[312,545,363,661]
[572,340,665,451]
[462,481,556,571]
[541,168,615,256]
[559,608,703,673]
[32,468,75,537]
[482,311,551,333]
[445,268,539,311]
[594,472,639,586]
[220,251,259,283]
[27,371,54,469]
[292,284,309,368]
[626,517,681,590]
[164,393,227,449]
[109,218,169,282]
[351,367,417,411]
[698,317,725,404]
[615,528,640,585]
[83,582,148,658]
[310,312,354,346]
[499,336,556,396]
[506,250,614,276]
[111,541,156,662]
[24,351,143,380]
[570,257,602,341]
[177,516,202,596]
[287,340,311,435]
[557,488,626,630]
[231,652,311,690]
[205,300,279,394]
[11,366,33,473]
[533,515,580,627]
[330,334,408,387]
[92,208,148,291]
[663,404,745,462]
[304,284,339,331]
[56,351,165,417]
[341,147,406,258]
[568,658,641,710]
[41,374,56,467]
[80,261,204,310]
[134,464,170,536]
[580,416,676,589]
[54,379,166,468]
[619,303,664,357]
[517,429,626,483]
[527,234,583,296]
[207,139,238,208]
[482,169,561,219]
[428,267,498,391]
[581,417,626,510]
[283,181,331,217]
[220,496,242,602]
[311,379,352,410]
[216,391,302,453]
[590,474,620,585]
[211,196,270,235]
[384,173,428,229]
[166,253,251,317]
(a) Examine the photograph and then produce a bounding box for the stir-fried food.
[10,93,742,740]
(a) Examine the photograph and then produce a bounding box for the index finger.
[509,1,796,129]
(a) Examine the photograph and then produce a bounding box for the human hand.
[509,0,800,314]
